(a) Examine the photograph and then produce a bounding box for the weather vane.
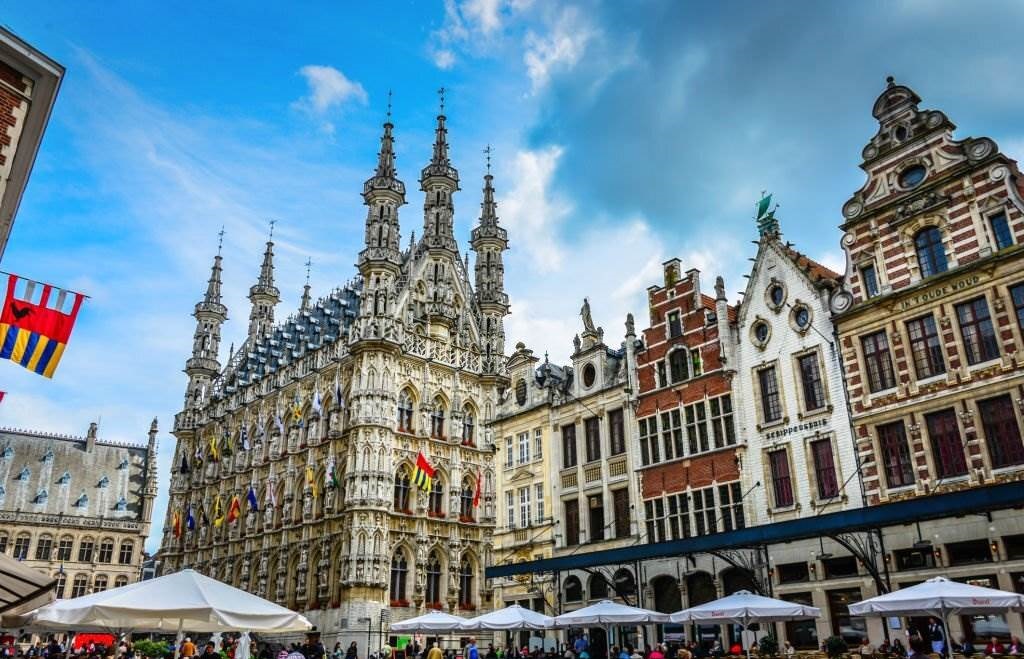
[304,258,312,285]
[217,225,225,256]
[483,144,493,175]
[268,219,277,241]
[386,89,393,121]
[438,86,446,114]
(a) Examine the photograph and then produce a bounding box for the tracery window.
[429,478,445,517]
[460,479,475,522]
[393,470,411,513]
[462,407,475,445]
[397,390,414,433]
[458,558,474,608]
[425,554,442,606]
[389,553,408,604]
[430,397,446,439]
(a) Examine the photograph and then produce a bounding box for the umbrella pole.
[940,606,951,659]
[173,618,185,659]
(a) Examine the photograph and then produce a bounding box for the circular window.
[515,379,527,406]
[793,306,811,330]
[893,125,908,142]
[582,363,596,388]
[899,164,927,189]
[768,284,785,309]
[753,321,770,344]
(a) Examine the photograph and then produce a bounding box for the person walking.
[426,644,444,659]
[926,618,945,656]
[344,644,358,659]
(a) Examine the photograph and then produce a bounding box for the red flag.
[0,273,85,378]
[227,494,241,524]
[473,468,482,508]
[0,391,5,404]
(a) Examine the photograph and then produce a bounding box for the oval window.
[899,164,927,189]
[794,306,810,329]
[582,363,596,388]
[769,285,785,307]
[753,322,770,344]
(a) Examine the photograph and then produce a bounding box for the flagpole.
[0,270,93,298]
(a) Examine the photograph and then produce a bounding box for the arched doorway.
[686,571,719,648]
[652,576,684,645]
[720,567,761,648]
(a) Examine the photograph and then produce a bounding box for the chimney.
[86,422,97,452]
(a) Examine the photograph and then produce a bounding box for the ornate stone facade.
[0,420,157,598]
[160,107,508,643]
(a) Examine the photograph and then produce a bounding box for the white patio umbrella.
[672,590,820,659]
[554,600,670,658]
[459,604,554,631]
[0,552,56,616]
[849,577,1024,658]
[390,610,470,632]
[19,568,311,657]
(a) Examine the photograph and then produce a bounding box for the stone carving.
[580,298,596,332]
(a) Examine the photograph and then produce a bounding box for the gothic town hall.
[160,106,509,638]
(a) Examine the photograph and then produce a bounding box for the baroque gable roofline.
[0,427,148,451]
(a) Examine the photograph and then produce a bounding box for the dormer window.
[40,449,53,463]
[74,493,89,508]
[97,475,110,488]
[0,446,11,460]
[33,489,48,504]
[56,471,71,485]
[16,466,30,481]
[118,458,129,470]
[899,164,927,189]
[114,497,128,511]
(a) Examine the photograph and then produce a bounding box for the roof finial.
[886,75,895,88]
[386,88,393,121]
[304,257,312,286]
[437,86,446,115]
[217,225,225,256]
[268,218,277,242]
[483,144,492,175]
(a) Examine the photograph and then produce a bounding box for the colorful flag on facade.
[274,407,285,436]
[312,386,322,416]
[186,505,196,531]
[0,391,5,404]
[473,468,482,508]
[306,465,318,499]
[334,371,343,409]
[267,482,277,508]
[292,392,303,427]
[326,456,339,489]
[0,273,86,378]
[220,429,232,457]
[412,452,435,492]
[247,484,259,512]
[194,446,203,465]
[212,496,224,527]
[227,494,241,524]
[172,510,182,538]
[208,434,219,462]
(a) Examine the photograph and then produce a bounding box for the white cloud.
[433,49,457,70]
[523,6,596,93]
[462,0,503,35]
[815,249,847,276]
[293,65,368,118]
[497,145,571,272]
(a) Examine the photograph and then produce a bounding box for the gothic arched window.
[393,470,411,514]
[430,398,446,439]
[458,558,474,608]
[429,478,445,517]
[589,574,608,599]
[425,554,442,606]
[459,478,475,522]
[669,349,689,384]
[462,407,475,445]
[390,552,408,604]
[564,576,582,602]
[397,390,414,433]
[914,226,948,278]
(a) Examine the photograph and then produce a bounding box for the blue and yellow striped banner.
[0,323,67,378]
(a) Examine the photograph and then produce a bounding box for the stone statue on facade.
[581,298,596,332]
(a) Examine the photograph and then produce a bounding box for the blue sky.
[2,0,1024,552]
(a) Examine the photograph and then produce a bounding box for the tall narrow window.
[914,227,948,278]
[458,559,473,608]
[1011,283,1024,331]
[906,314,945,379]
[460,480,475,522]
[956,297,1000,365]
[584,417,601,462]
[534,428,543,461]
[719,482,745,532]
[564,499,580,546]
[397,391,414,433]
[429,479,445,517]
[425,555,442,606]
[57,537,73,561]
[978,395,1024,468]
[991,212,1013,250]
[668,311,682,338]
[98,539,113,563]
[797,353,827,411]
[693,488,717,536]
[13,535,29,560]
[462,408,475,445]
[768,449,794,507]
[71,574,88,598]
[861,264,880,299]
[505,436,513,468]
[612,488,631,539]
[646,498,666,542]
[535,483,545,523]
[667,493,691,539]
[78,539,94,563]
[656,362,667,388]
[710,395,736,448]
[518,487,532,528]
[505,491,514,529]
[660,409,684,460]
[562,424,578,468]
[54,573,66,599]
[588,494,605,542]
[925,409,967,479]
[669,349,689,383]
[758,366,783,423]
[518,431,530,465]
[390,553,408,603]
[608,409,626,455]
[118,540,134,565]
[35,536,52,561]
[638,417,659,466]
[685,402,709,453]
[811,439,839,499]
[861,331,896,392]
[393,470,411,513]
[877,421,914,488]
[430,398,446,439]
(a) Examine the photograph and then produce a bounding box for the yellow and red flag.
[172,509,182,538]
[227,494,241,524]
[0,273,86,378]
[412,452,435,492]
[473,468,482,508]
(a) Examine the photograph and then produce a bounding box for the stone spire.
[248,224,281,340]
[420,87,459,253]
[183,236,228,410]
[300,258,313,312]
[359,99,405,275]
[471,150,510,374]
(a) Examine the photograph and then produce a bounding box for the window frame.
[990,210,1013,250]
[561,424,578,468]
[978,394,1024,469]
[906,314,946,380]
[796,350,828,413]
[584,417,601,462]
[608,408,626,456]
[757,364,784,424]
[877,421,915,489]
[810,437,840,500]
[767,448,795,508]
[956,296,1000,366]
[860,263,880,299]
[914,226,948,278]
[861,330,896,393]
[924,408,968,479]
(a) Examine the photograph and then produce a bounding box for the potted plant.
[824,636,847,659]
[759,636,779,657]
